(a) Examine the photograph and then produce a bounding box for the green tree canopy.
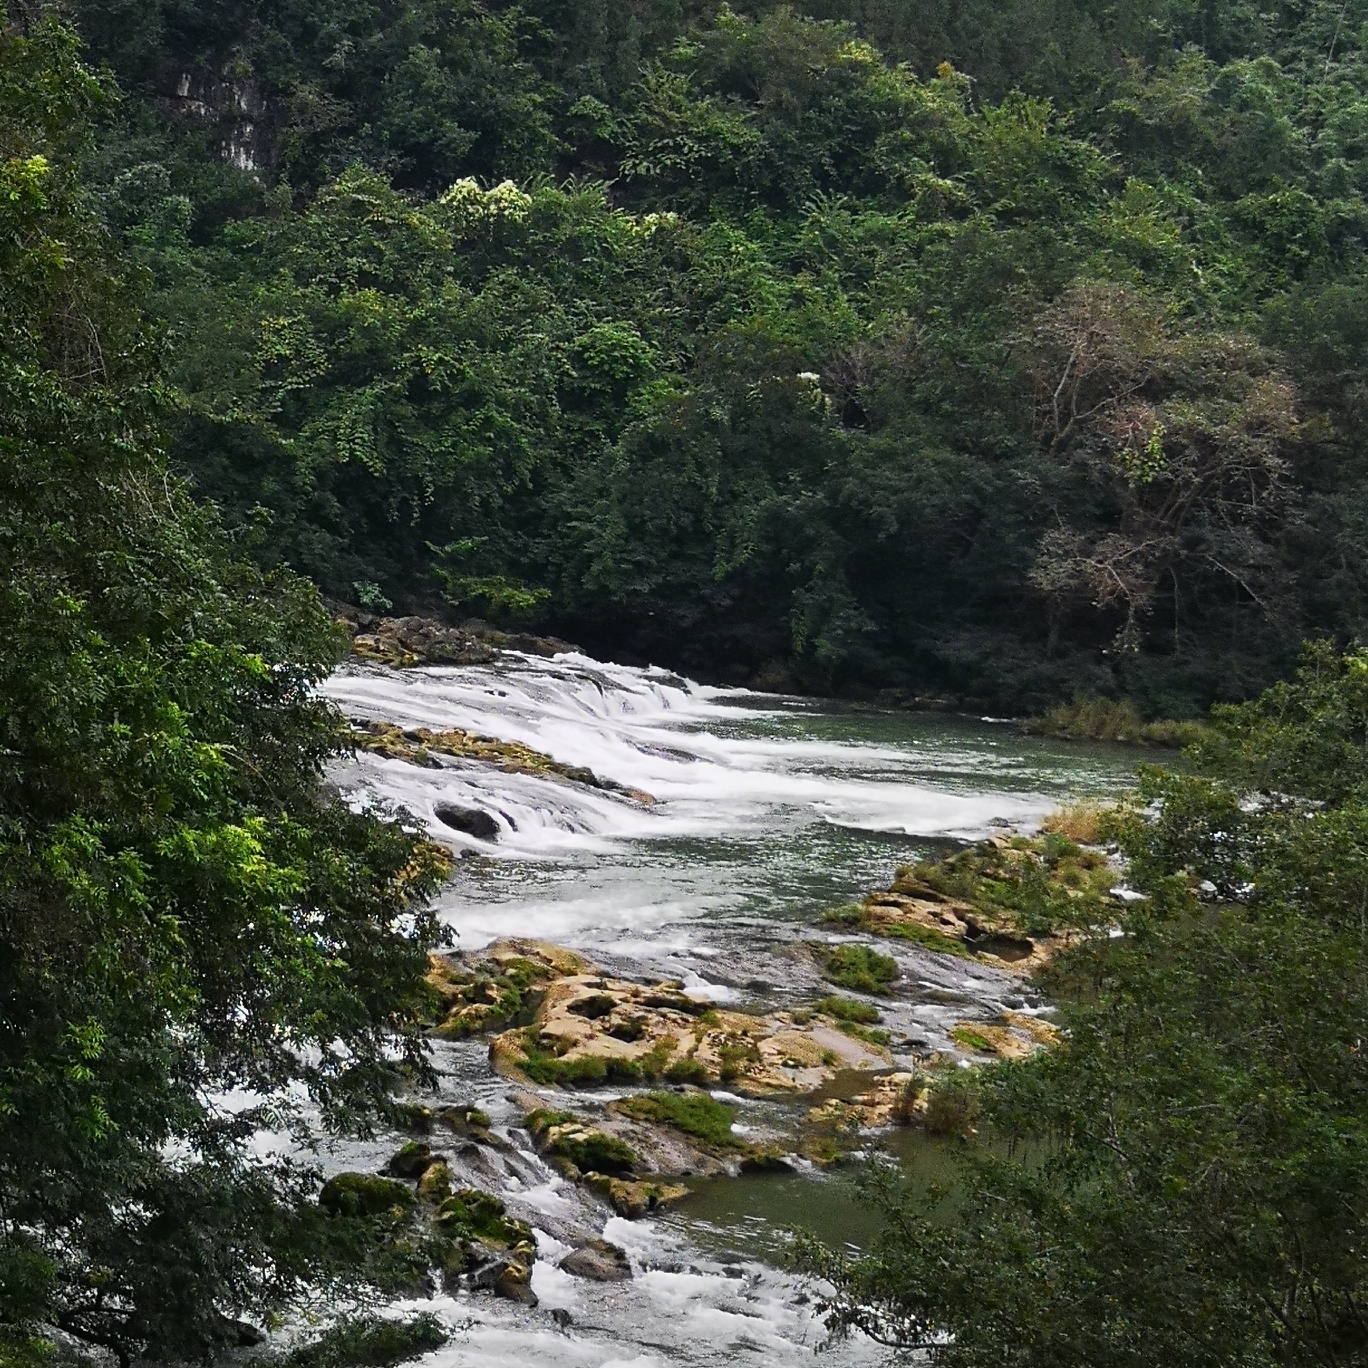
[0,17,445,1364]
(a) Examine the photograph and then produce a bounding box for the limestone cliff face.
[159,70,269,172]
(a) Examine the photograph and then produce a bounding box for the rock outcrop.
[825,834,1115,973]
[353,719,656,804]
[318,1146,537,1306]
[425,941,588,1039]
[489,962,889,1096]
[334,606,579,668]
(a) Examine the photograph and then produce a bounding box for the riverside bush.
[803,646,1368,1367]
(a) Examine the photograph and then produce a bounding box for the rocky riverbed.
[302,640,1136,1364]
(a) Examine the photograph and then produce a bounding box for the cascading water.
[309,650,1135,1366]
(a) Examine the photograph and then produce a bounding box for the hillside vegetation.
[61,0,1368,713]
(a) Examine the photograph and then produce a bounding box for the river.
[309,649,1137,1366]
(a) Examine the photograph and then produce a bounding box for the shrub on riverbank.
[804,645,1368,1367]
[1022,699,1208,749]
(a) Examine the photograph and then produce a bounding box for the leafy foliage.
[0,18,444,1364]
[56,0,1368,710]
[802,645,1368,1366]
[274,1316,450,1368]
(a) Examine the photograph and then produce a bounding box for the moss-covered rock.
[436,1103,491,1136]
[416,1160,453,1203]
[584,1174,689,1219]
[351,718,654,804]
[425,941,588,1038]
[435,1189,532,1248]
[318,1173,417,1219]
[525,1113,638,1175]
[386,1142,436,1179]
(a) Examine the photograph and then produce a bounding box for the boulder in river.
[343,613,498,668]
[469,1251,539,1305]
[584,1174,690,1219]
[560,1239,632,1281]
[387,1141,438,1178]
[416,1160,453,1203]
[433,803,500,841]
[318,1173,416,1218]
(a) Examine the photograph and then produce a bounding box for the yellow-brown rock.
[949,1021,1040,1060]
[807,1072,922,1129]
[490,969,889,1096]
[417,1161,453,1203]
[584,1174,690,1219]
[353,720,655,804]
[1001,1010,1061,1046]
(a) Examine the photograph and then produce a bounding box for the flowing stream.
[310,650,1138,1366]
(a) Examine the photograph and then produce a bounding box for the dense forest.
[4,3,1368,1366]
[40,0,1368,713]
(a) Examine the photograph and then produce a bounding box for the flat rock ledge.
[352,719,656,805]
[482,945,889,1097]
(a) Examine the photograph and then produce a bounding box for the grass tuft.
[820,944,900,995]
[813,995,881,1024]
[615,1091,742,1149]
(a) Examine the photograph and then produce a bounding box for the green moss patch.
[318,1174,417,1220]
[613,1091,742,1150]
[950,1025,997,1054]
[514,1030,652,1086]
[820,944,900,995]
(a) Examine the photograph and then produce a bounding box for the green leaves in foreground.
[801,645,1368,1367]
[276,1316,450,1368]
[0,22,445,1365]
